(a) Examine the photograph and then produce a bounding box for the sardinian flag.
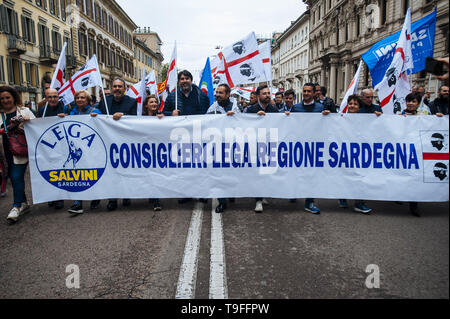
[58,55,103,106]
[375,8,413,115]
[127,70,158,115]
[259,40,272,83]
[231,87,278,100]
[158,43,177,112]
[50,42,67,90]
[340,60,363,113]
[212,32,266,88]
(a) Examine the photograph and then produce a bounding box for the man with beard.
[291,83,325,214]
[207,84,240,115]
[245,85,278,213]
[164,70,210,116]
[430,85,449,116]
[97,78,137,211]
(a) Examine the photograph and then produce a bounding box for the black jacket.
[163,84,210,116]
[98,95,137,115]
[317,96,337,113]
[245,102,279,113]
[430,97,449,115]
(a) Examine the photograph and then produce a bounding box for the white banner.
[25,114,449,204]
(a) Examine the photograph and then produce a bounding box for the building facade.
[0,0,72,110]
[305,0,449,104]
[1,0,165,109]
[272,10,310,103]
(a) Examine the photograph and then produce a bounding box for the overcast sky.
[116,0,307,82]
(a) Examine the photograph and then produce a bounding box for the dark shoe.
[153,200,162,211]
[215,203,226,213]
[54,200,64,210]
[107,201,118,211]
[338,199,349,208]
[410,207,420,217]
[354,203,372,214]
[68,203,84,215]
[90,200,101,209]
[178,198,193,204]
[123,199,131,207]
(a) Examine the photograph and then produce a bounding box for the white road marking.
[209,198,228,299]
[175,201,204,299]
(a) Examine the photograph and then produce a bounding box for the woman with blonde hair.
[0,86,36,223]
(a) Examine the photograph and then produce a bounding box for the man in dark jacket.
[98,78,137,117]
[430,85,449,115]
[245,85,278,213]
[360,89,383,114]
[274,91,285,111]
[163,70,210,116]
[315,84,337,113]
[97,78,137,211]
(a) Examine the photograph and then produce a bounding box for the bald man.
[360,89,382,114]
[38,88,68,118]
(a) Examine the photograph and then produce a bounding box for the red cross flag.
[211,32,266,88]
[58,55,103,106]
[158,43,177,112]
[127,70,158,115]
[340,60,363,114]
[50,42,67,90]
[375,8,413,115]
[259,40,272,83]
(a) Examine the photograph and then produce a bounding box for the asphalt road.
[0,180,448,299]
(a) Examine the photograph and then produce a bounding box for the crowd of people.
[0,65,449,224]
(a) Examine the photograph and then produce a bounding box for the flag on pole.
[136,68,147,116]
[231,87,278,100]
[375,8,413,114]
[211,32,266,88]
[340,60,363,113]
[127,70,158,115]
[50,42,67,90]
[199,57,214,106]
[158,43,177,112]
[58,55,103,106]
[259,40,272,83]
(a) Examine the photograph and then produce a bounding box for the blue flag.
[362,9,436,87]
[199,57,214,106]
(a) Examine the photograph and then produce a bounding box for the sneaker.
[107,200,118,211]
[255,200,263,213]
[338,199,349,208]
[19,202,31,215]
[68,203,84,215]
[153,200,162,211]
[304,202,320,214]
[7,207,20,223]
[90,200,101,209]
[215,203,226,214]
[354,203,372,214]
[262,198,269,205]
[122,199,131,207]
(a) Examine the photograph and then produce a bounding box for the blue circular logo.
[35,120,107,192]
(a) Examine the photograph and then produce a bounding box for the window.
[381,0,387,25]
[0,56,5,83]
[0,5,20,37]
[51,30,62,53]
[36,0,48,10]
[60,0,66,21]
[78,29,87,56]
[21,15,36,43]
[25,62,32,85]
[7,58,23,86]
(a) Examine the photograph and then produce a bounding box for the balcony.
[7,36,27,55]
[39,46,60,65]
[110,66,122,77]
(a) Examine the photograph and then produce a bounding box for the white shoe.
[7,207,20,223]
[262,198,269,205]
[255,201,263,213]
[19,202,31,215]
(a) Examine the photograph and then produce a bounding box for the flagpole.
[44,42,67,118]
[174,41,178,111]
[92,54,110,116]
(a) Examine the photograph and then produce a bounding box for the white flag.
[259,40,272,82]
[212,32,266,88]
[50,42,67,90]
[166,42,177,93]
[340,60,363,113]
[58,55,103,106]
[375,8,413,114]
[127,70,158,116]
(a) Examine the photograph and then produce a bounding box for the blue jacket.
[70,105,102,115]
[360,103,382,113]
[293,101,324,113]
[98,95,137,115]
[163,84,210,116]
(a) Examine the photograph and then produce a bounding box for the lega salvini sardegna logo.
[35,121,107,192]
